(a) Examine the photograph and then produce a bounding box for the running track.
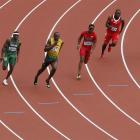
[0,0,140,140]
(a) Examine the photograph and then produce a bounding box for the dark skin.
[101,10,125,56]
[34,33,63,85]
[77,25,96,76]
[1,35,21,80]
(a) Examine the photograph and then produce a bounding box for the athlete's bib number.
[111,27,117,32]
[51,46,59,53]
[9,47,17,52]
[83,41,93,46]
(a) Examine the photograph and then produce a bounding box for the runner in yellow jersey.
[34,32,64,88]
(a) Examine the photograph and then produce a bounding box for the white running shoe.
[76,74,81,80]
[3,79,8,86]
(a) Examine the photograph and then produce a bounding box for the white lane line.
[9,0,71,140]
[85,1,140,126]
[108,84,128,87]
[38,102,60,105]
[0,0,12,9]
[121,9,140,89]
[46,0,118,139]
[4,112,24,115]
[0,0,22,138]
[0,120,23,140]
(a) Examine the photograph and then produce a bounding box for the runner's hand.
[77,44,80,50]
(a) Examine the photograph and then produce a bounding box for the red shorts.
[104,32,119,45]
[80,46,91,64]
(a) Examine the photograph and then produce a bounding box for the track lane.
[121,10,140,88]
[12,0,117,139]
[0,0,12,9]
[87,0,140,123]
[46,0,140,139]
[0,120,23,140]
[0,0,66,139]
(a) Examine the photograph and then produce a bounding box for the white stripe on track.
[121,9,140,89]
[0,0,22,138]
[9,0,71,139]
[0,0,12,9]
[46,0,118,139]
[85,0,140,126]
[0,120,23,140]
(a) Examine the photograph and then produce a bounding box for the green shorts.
[45,55,57,63]
[3,54,17,68]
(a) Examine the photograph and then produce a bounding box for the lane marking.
[4,112,24,115]
[0,120,23,140]
[0,0,12,9]
[108,84,128,87]
[121,9,140,89]
[38,102,60,105]
[9,0,71,139]
[85,1,140,126]
[46,0,118,139]
[0,0,23,138]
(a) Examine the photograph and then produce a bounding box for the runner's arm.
[59,42,64,52]
[44,39,57,52]
[1,39,10,58]
[77,33,83,49]
[17,43,21,56]
[106,16,112,29]
[92,35,97,51]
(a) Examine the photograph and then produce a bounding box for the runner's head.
[54,32,60,41]
[114,9,121,19]
[88,24,95,33]
[12,31,19,40]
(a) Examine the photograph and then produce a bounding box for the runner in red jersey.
[76,24,97,79]
[101,9,124,57]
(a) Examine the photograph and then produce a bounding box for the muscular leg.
[109,42,117,47]
[46,60,58,84]
[77,56,84,78]
[34,62,49,84]
[108,41,117,52]
[2,64,14,86]
[101,43,108,56]
[5,64,14,80]
[108,34,119,52]
[101,33,111,57]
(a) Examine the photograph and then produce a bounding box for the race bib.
[83,41,93,46]
[51,46,59,53]
[111,27,117,32]
[9,47,17,52]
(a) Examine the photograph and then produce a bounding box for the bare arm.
[59,42,64,52]
[17,42,21,56]
[44,39,57,52]
[106,16,112,29]
[77,33,83,50]
[91,35,97,51]
[1,39,10,58]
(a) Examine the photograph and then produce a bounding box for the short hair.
[54,32,60,36]
[89,23,94,28]
[115,9,121,13]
